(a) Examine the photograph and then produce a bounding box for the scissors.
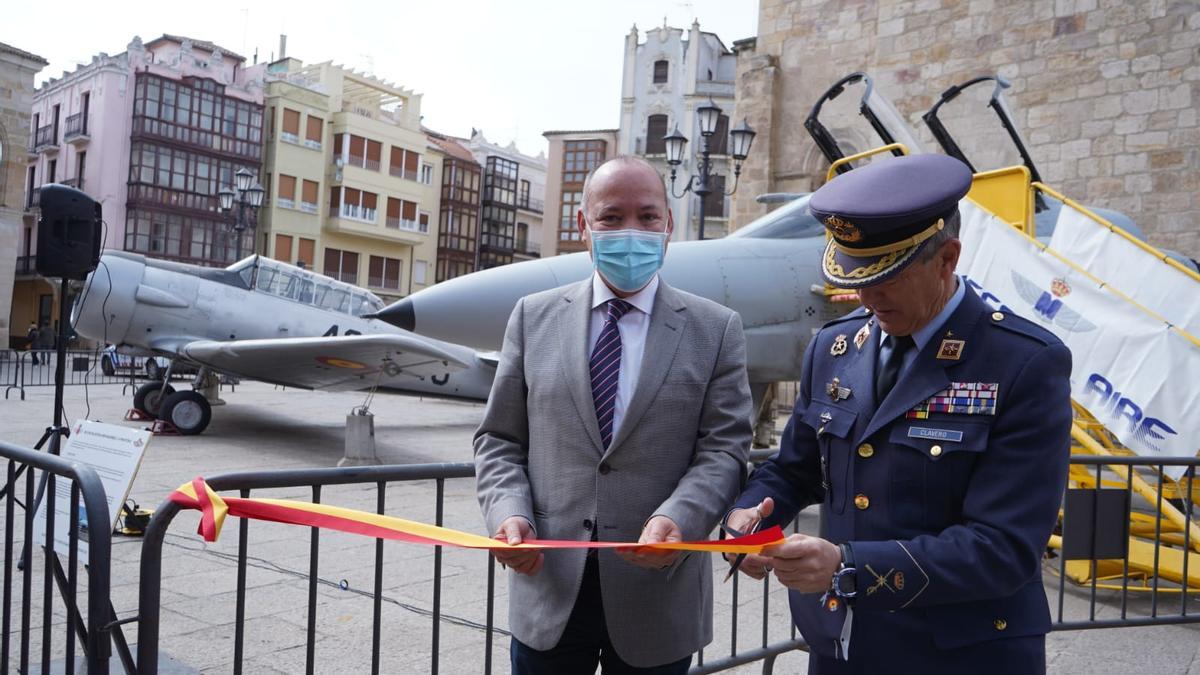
[720,518,764,583]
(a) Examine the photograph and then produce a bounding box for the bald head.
[580,156,670,216]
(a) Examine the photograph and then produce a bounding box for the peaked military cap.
[810,154,973,288]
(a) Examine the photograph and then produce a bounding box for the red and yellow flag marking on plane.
[170,477,784,554]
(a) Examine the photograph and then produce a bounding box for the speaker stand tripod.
[0,275,136,671]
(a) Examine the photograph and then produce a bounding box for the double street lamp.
[218,167,265,260]
[664,99,757,240]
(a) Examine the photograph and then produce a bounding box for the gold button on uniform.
[994,619,1007,631]
[992,311,1005,321]
[854,494,870,510]
[857,443,875,458]
[930,445,942,457]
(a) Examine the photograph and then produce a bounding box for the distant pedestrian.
[26,323,39,365]
[36,323,54,365]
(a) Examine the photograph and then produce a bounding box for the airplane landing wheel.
[133,382,176,418]
[159,391,212,436]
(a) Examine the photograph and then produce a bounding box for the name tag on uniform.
[906,427,964,442]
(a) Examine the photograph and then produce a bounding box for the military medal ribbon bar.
[906,382,999,418]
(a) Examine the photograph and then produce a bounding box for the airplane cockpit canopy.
[228,256,386,318]
[726,194,824,240]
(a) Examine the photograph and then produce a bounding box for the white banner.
[959,202,1200,470]
[1049,203,1200,338]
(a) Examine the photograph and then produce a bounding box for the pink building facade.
[23,35,266,268]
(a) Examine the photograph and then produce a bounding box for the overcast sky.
[7,0,758,156]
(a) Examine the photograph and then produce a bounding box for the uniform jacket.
[475,278,752,667]
[734,285,1072,673]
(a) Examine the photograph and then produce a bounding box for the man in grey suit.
[475,156,752,674]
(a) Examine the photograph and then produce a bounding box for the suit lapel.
[603,282,687,459]
[557,280,605,453]
[860,289,987,442]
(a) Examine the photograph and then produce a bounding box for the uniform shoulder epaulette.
[985,309,1062,347]
[821,305,870,329]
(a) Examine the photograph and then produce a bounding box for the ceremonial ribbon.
[170,477,785,554]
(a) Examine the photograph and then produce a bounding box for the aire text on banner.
[957,201,1200,476]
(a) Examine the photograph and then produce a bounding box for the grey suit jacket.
[474,277,752,667]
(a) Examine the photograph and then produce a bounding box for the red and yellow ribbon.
[170,477,784,554]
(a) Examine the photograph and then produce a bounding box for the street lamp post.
[218,167,265,260]
[664,99,757,240]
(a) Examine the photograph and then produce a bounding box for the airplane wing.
[180,334,470,392]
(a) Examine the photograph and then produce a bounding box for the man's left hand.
[763,534,841,593]
[617,515,683,570]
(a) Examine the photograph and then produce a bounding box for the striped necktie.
[590,299,633,449]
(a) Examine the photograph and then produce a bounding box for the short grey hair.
[915,208,961,263]
[580,155,670,215]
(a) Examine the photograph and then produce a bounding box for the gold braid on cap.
[824,241,922,280]
[832,218,944,257]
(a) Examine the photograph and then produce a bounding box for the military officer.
[726,154,1073,674]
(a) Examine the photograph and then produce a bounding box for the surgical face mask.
[587,227,669,293]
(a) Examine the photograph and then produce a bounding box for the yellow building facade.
[261,59,441,301]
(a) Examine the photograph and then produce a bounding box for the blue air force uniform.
[731,155,1073,674]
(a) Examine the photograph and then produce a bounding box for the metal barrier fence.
[3,349,144,400]
[55,448,1200,673]
[0,438,120,673]
[136,458,807,674]
[1049,455,1200,632]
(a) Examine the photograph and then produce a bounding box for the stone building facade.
[0,43,46,347]
[733,0,1199,257]
[618,20,739,241]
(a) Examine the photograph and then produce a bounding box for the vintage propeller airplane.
[71,251,498,434]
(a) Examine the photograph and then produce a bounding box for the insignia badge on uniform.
[936,338,965,360]
[824,215,864,243]
[893,572,905,590]
[854,322,871,350]
[866,564,896,595]
[826,597,840,612]
[906,382,999,418]
[820,410,833,423]
[831,334,849,356]
[825,377,851,401]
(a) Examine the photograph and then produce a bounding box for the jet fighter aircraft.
[72,252,497,435]
[373,195,846,416]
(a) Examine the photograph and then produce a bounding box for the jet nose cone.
[373,298,415,331]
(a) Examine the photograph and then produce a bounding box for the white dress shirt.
[588,273,659,437]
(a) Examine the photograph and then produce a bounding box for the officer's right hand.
[723,497,775,580]
[492,516,544,576]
